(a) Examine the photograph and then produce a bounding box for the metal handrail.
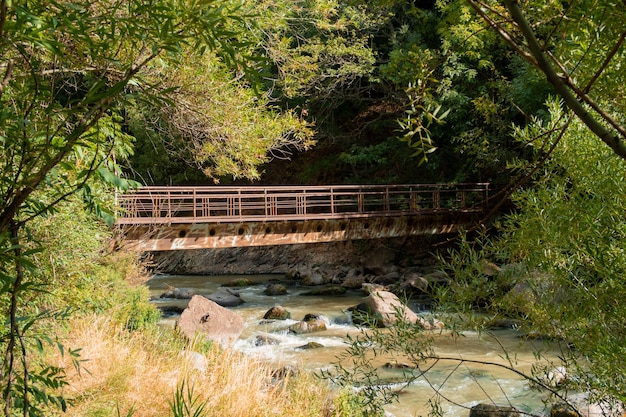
[115,183,490,225]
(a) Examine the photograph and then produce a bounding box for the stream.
[147,273,558,417]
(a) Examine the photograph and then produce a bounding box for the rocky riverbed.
[144,236,455,308]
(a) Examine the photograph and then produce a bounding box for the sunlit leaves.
[0,0,257,414]
[262,0,384,102]
[395,77,450,165]
[129,50,316,181]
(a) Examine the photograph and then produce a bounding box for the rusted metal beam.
[116,211,482,251]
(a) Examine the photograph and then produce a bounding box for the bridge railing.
[115,183,489,224]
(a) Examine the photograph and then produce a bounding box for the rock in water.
[206,288,244,307]
[176,295,244,348]
[160,287,195,299]
[288,313,327,334]
[264,284,288,296]
[263,305,291,320]
[469,403,520,417]
[350,290,418,327]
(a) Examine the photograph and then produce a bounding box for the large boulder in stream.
[206,288,244,307]
[288,313,327,334]
[350,290,443,329]
[176,295,244,348]
[350,290,418,327]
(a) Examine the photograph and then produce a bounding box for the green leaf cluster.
[440,99,626,402]
[127,51,316,181]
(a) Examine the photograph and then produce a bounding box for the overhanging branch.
[500,0,626,160]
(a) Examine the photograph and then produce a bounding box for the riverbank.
[145,272,561,417]
[50,314,349,417]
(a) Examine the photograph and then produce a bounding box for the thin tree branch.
[3,222,24,416]
[0,59,12,99]
[502,0,626,160]
[583,30,626,94]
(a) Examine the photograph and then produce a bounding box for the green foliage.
[0,306,82,417]
[0,197,160,414]
[467,0,626,159]
[338,141,394,171]
[438,99,626,403]
[437,233,507,314]
[331,389,380,417]
[364,0,539,183]
[0,0,257,414]
[380,43,439,88]
[23,198,157,329]
[508,56,553,119]
[127,45,316,182]
[115,287,162,332]
[263,0,383,101]
[397,95,449,165]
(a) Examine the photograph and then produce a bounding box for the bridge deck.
[114,184,489,250]
[115,183,490,224]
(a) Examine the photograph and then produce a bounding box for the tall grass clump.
[49,315,356,417]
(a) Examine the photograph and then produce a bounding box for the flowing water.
[147,274,558,417]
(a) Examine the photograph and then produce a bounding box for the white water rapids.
[147,273,561,417]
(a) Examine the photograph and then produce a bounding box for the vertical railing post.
[358,188,363,212]
[238,189,242,220]
[298,190,307,217]
[193,188,197,220]
[150,194,154,218]
[267,188,276,217]
[385,185,391,212]
[330,187,334,215]
[167,190,171,219]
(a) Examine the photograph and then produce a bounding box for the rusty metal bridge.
[114,183,490,251]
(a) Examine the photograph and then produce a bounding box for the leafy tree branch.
[467,0,626,159]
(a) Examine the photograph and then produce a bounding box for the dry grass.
[51,315,337,417]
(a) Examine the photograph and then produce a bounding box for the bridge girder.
[116,211,481,251]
